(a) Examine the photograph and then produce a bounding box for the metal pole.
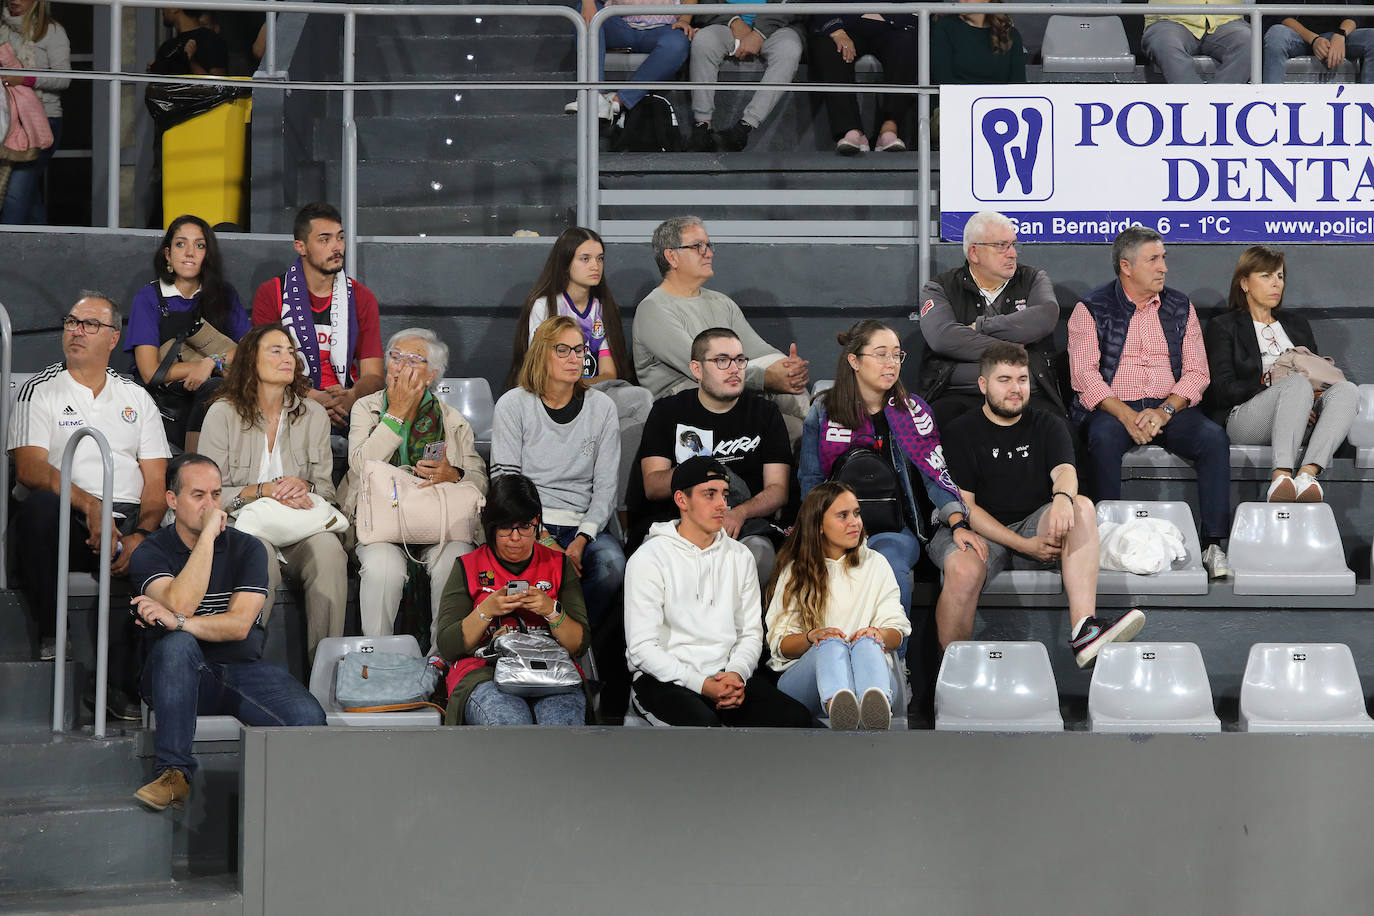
[1251,10,1263,84]
[343,11,358,268]
[54,428,114,738]
[917,8,931,287]
[587,7,606,232]
[265,9,277,74]
[576,10,591,228]
[107,0,122,228]
[0,301,10,591]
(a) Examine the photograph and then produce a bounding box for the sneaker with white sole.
[827,688,860,730]
[859,687,891,729]
[873,130,906,152]
[1069,609,1146,669]
[1266,474,1298,502]
[836,129,869,154]
[1202,544,1232,580]
[564,93,617,121]
[1293,471,1323,502]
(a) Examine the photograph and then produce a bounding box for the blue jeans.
[1262,24,1374,83]
[777,636,896,718]
[139,631,325,777]
[464,679,585,725]
[599,11,690,110]
[1,117,61,225]
[1082,402,1231,539]
[545,523,626,630]
[866,527,920,657]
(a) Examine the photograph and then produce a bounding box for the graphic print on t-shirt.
[675,425,713,463]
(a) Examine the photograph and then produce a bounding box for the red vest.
[459,543,565,636]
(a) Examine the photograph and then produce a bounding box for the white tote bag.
[355,460,484,547]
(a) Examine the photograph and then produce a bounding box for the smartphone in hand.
[506,580,529,595]
[422,442,447,462]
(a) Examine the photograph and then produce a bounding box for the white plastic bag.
[1098,517,1187,575]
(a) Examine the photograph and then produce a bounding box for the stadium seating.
[1239,643,1374,733]
[145,707,245,742]
[935,641,1063,732]
[1228,502,1356,596]
[1039,16,1135,82]
[1349,384,1374,468]
[435,377,495,462]
[308,634,442,727]
[1094,500,1208,595]
[1088,642,1221,733]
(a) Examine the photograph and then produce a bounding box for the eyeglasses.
[386,349,429,366]
[62,315,118,334]
[676,240,714,256]
[703,355,749,370]
[972,240,1017,253]
[1260,324,1281,355]
[495,522,538,538]
[859,349,906,365]
[552,343,588,359]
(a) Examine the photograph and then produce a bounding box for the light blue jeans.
[464,680,585,725]
[1262,24,1374,83]
[777,636,895,718]
[866,527,920,657]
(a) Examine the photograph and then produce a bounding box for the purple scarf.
[819,394,966,513]
[277,257,360,389]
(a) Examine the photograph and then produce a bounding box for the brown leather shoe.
[135,768,190,811]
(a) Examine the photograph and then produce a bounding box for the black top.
[1201,308,1319,425]
[128,525,270,663]
[1259,0,1362,36]
[543,392,584,424]
[151,27,230,75]
[942,406,1075,527]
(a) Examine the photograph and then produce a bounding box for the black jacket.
[1201,308,1318,425]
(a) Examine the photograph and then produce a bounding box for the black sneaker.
[713,120,753,152]
[84,683,143,721]
[1070,609,1145,669]
[687,121,715,152]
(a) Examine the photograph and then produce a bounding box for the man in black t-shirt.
[931,343,1144,668]
[149,9,230,75]
[627,328,792,585]
[128,454,324,812]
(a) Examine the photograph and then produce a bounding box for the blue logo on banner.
[972,97,1054,202]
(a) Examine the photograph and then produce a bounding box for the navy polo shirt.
[129,525,270,663]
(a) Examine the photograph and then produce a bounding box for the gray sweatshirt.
[490,387,619,539]
[632,286,785,399]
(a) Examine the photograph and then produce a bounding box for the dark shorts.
[929,503,1057,584]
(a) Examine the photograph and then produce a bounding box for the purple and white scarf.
[277,256,359,389]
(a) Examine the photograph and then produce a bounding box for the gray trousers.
[689,23,804,127]
[1142,19,1252,83]
[1226,375,1359,472]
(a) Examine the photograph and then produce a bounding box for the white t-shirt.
[1253,320,1296,376]
[9,364,172,503]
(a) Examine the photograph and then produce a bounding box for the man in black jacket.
[917,211,1068,432]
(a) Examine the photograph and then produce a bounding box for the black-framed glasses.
[704,355,749,370]
[552,343,588,359]
[495,522,538,538]
[386,348,429,366]
[676,240,714,256]
[62,315,118,334]
[860,349,906,365]
[972,240,1017,252]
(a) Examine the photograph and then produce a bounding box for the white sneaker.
[1202,545,1232,580]
[827,689,860,730]
[1293,471,1324,503]
[567,93,618,121]
[859,687,891,730]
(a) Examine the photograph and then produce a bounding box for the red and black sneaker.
[1070,609,1146,669]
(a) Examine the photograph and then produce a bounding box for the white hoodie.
[624,519,763,692]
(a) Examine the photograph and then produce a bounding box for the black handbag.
[828,446,904,535]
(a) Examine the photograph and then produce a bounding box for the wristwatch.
[226,496,246,513]
[1161,403,1176,417]
[174,614,186,631]
[950,519,972,534]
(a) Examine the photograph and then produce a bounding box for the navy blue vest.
[1071,280,1190,425]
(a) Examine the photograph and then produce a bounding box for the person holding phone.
[339,328,489,649]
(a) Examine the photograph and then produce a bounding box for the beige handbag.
[1270,346,1347,394]
[156,319,237,363]
[355,460,484,548]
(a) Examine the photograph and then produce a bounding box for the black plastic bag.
[144,82,247,131]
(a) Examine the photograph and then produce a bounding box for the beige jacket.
[199,396,338,504]
[337,389,489,519]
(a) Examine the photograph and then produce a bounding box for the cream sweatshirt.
[764,546,911,672]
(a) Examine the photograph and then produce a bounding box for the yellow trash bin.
[162,84,252,230]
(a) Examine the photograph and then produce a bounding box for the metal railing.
[0,302,10,592]
[53,428,115,739]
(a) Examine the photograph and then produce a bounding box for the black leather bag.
[827,447,904,535]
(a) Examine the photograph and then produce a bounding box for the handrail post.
[575,11,590,228]
[53,428,115,740]
[917,8,931,287]
[107,0,122,228]
[0,301,10,590]
[1251,9,1263,84]
[343,11,358,268]
[588,6,607,232]
[265,7,278,75]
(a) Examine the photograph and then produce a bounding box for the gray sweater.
[632,286,785,399]
[490,387,619,539]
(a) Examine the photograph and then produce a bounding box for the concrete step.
[340,86,570,118]
[0,729,144,803]
[328,158,577,208]
[0,660,80,730]
[356,203,573,237]
[358,34,578,79]
[0,875,241,915]
[363,13,575,39]
[600,150,929,176]
[0,590,34,660]
[316,113,575,161]
[0,795,173,893]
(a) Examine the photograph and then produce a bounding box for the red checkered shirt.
[1067,293,1210,410]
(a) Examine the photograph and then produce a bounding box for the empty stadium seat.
[7,371,34,406]
[1239,643,1374,733]
[1349,384,1374,468]
[935,641,1063,732]
[435,377,494,461]
[1088,642,1220,733]
[1228,502,1356,596]
[811,379,833,396]
[1284,55,1358,83]
[308,635,442,727]
[1040,16,1134,79]
[1094,500,1208,595]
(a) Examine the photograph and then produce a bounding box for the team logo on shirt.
[535,580,553,592]
[478,571,495,589]
[591,319,604,338]
[58,405,83,428]
[920,299,936,318]
[121,407,137,424]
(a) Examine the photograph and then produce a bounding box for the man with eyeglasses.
[634,216,811,441]
[917,210,1068,432]
[8,292,171,718]
[626,328,792,586]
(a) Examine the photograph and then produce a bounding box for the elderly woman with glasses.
[337,328,489,649]
[435,473,590,726]
[1203,246,1359,503]
[491,315,624,631]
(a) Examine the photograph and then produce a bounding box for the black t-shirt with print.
[942,406,1074,527]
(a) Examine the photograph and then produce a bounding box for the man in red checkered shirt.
[1067,226,1233,580]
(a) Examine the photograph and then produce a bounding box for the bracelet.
[950,519,972,534]
[1333,30,1348,40]
[805,628,816,646]
[1052,491,1074,503]
[256,482,264,499]
[476,610,492,622]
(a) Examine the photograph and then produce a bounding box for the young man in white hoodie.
[624,456,812,727]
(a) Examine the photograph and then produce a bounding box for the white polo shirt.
[9,363,171,504]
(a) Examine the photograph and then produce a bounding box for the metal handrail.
[0,301,11,591]
[53,428,115,739]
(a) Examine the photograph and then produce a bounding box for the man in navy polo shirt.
[128,454,324,812]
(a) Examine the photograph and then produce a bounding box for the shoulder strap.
[341,701,447,714]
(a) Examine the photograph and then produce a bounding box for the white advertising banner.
[939,84,1374,243]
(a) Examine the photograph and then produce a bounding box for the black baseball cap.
[671,456,730,495]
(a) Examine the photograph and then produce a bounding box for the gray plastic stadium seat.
[7,371,35,406]
[1284,55,1357,83]
[811,379,834,396]
[1349,384,1374,468]
[935,641,1063,732]
[1240,643,1374,733]
[1228,444,1272,470]
[1228,502,1356,596]
[1094,500,1207,595]
[434,377,494,462]
[1121,446,1188,470]
[1089,642,1220,733]
[1040,16,1134,76]
[982,568,1062,595]
[309,635,441,727]
[146,708,244,742]
[1147,55,1217,83]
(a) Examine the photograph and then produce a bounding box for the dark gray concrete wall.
[241,726,1374,915]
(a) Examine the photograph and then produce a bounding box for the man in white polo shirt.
[9,292,171,715]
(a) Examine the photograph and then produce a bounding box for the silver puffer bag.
[484,631,581,697]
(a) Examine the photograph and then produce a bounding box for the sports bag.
[609,94,684,152]
[335,649,445,713]
[355,460,485,548]
[827,446,903,535]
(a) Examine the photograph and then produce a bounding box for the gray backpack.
[335,650,444,714]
